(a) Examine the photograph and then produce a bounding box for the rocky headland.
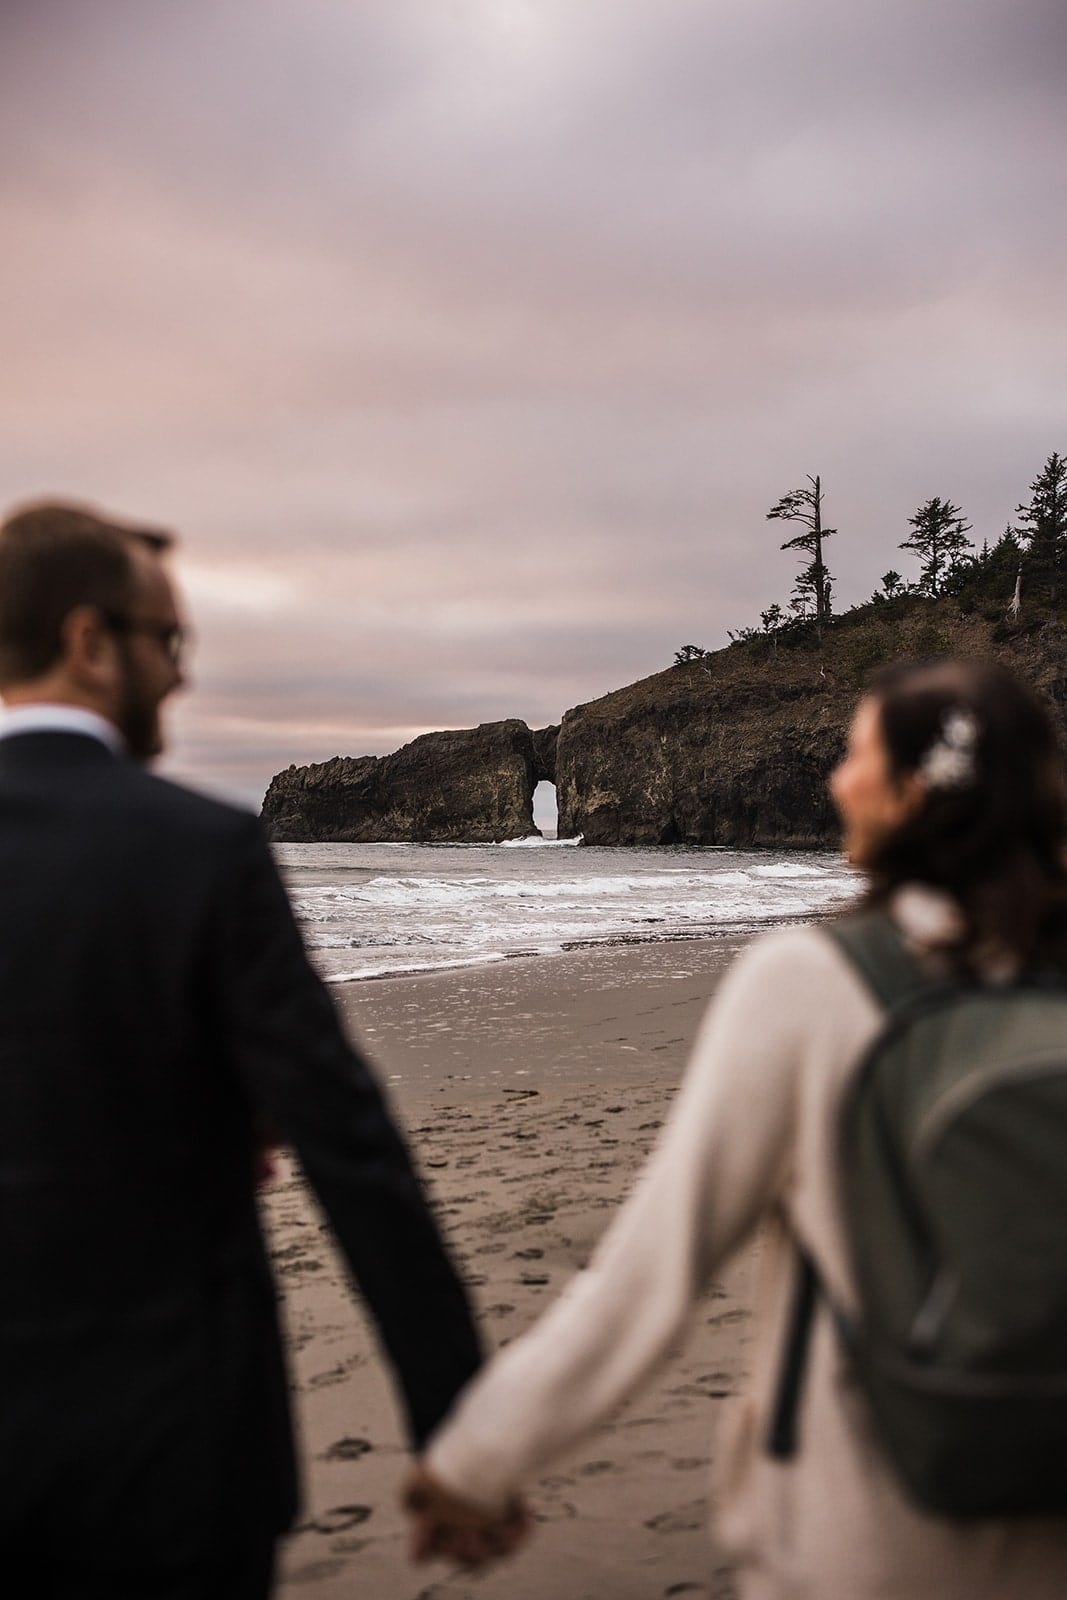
[262,718,557,844]
[262,558,1067,847]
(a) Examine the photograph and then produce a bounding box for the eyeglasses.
[103,612,192,666]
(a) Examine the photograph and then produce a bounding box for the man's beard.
[115,651,163,762]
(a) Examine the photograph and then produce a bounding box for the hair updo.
[865,659,1067,975]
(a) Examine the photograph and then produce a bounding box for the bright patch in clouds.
[179,562,301,619]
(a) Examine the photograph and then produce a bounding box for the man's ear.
[60,605,121,692]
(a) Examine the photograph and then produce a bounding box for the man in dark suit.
[0,501,488,1597]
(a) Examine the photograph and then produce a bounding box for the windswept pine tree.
[899,497,973,596]
[766,474,836,634]
[1013,452,1067,568]
[760,603,784,657]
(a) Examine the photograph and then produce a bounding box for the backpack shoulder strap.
[823,908,933,1012]
[766,1250,819,1460]
[767,910,932,1464]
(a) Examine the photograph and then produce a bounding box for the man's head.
[0,500,187,760]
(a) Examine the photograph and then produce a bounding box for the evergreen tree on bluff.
[766,474,835,632]
[1013,452,1067,567]
[899,496,973,596]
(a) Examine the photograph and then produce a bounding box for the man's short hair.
[0,501,174,686]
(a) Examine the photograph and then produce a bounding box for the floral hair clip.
[918,708,979,791]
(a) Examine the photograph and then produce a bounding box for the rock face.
[555,676,842,847]
[555,606,1067,846]
[262,719,559,844]
[262,568,1067,847]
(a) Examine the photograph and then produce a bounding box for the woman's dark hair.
[865,658,1067,975]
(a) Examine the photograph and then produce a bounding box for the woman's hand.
[402,1462,531,1569]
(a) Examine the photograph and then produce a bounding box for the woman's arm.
[421,926,830,1511]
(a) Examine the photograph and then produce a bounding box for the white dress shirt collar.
[0,703,125,755]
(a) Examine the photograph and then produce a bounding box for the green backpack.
[768,908,1067,1518]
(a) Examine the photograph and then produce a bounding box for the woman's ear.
[894,769,928,825]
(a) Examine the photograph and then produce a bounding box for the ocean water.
[274,839,860,984]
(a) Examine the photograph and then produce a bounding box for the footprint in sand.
[280,1255,325,1278]
[271,1242,317,1268]
[310,1505,373,1534]
[306,1356,364,1391]
[706,1308,749,1327]
[320,1437,373,1462]
[644,1499,705,1533]
[532,1500,578,1522]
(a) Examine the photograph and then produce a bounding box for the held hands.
[403,1462,531,1570]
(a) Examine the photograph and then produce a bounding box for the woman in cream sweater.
[405,659,1067,1598]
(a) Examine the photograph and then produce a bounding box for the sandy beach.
[267,935,763,1600]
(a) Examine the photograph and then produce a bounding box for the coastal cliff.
[262,566,1067,846]
[262,718,557,843]
[557,596,1067,845]
[554,670,842,847]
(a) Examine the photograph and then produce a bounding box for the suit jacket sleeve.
[210,815,482,1445]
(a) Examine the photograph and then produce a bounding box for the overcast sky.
[2,0,1064,806]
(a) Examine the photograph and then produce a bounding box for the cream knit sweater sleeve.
[423,926,839,1512]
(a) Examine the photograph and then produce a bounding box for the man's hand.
[402,1462,531,1570]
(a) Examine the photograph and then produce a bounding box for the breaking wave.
[275,841,859,983]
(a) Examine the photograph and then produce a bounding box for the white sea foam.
[750,863,826,879]
[274,842,859,982]
[324,952,509,983]
[499,834,584,848]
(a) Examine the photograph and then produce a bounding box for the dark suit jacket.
[0,730,480,1565]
